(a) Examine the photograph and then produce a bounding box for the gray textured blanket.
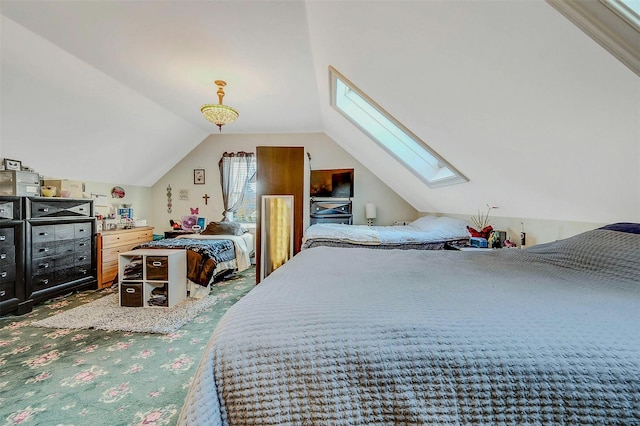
[179,228,640,425]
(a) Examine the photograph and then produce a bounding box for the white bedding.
[177,233,254,298]
[179,226,640,425]
[302,215,471,249]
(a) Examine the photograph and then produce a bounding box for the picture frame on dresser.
[3,159,21,171]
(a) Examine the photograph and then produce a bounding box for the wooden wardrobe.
[255,146,304,283]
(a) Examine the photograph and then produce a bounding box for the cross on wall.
[202,194,210,205]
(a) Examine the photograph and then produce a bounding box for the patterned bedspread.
[179,227,640,425]
[134,238,235,286]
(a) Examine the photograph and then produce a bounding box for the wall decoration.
[194,169,205,184]
[3,158,22,171]
[111,186,125,198]
[179,189,190,200]
[190,207,199,215]
[167,184,172,213]
[181,215,198,230]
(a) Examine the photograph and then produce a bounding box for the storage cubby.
[118,249,186,308]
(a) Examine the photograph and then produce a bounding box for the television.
[310,168,354,198]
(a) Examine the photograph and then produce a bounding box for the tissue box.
[134,219,147,227]
[469,237,488,248]
[43,180,84,198]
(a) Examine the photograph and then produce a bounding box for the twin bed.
[179,222,640,425]
[132,222,253,297]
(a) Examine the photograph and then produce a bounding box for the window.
[329,66,468,188]
[235,175,256,223]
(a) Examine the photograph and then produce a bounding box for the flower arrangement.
[467,204,498,239]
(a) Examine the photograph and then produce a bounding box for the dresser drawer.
[0,228,15,245]
[32,241,55,259]
[0,281,15,302]
[102,229,153,248]
[0,246,16,265]
[0,199,21,220]
[0,263,16,283]
[146,256,169,280]
[31,225,55,243]
[28,198,92,218]
[54,223,75,240]
[102,242,140,263]
[101,260,119,285]
[32,258,55,276]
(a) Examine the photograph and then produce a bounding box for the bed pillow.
[201,221,247,236]
[598,222,640,234]
[409,215,470,236]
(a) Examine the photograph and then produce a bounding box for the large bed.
[302,215,471,250]
[179,223,640,425]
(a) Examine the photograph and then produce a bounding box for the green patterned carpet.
[0,266,256,426]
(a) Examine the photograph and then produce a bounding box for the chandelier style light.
[200,80,239,132]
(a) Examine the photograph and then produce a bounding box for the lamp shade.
[365,203,377,219]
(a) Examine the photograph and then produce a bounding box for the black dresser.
[0,197,26,315]
[310,199,353,225]
[0,197,97,316]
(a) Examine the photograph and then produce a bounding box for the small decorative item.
[194,169,205,185]
[197,217,206,229]
[181,215,198,230]
[190,207,199,215]
[41,186,57,197]
[3,158,21,171]
[167,184,172,213]
[468,204,498,239]
[111,186,125,198]
[179,189,190,201]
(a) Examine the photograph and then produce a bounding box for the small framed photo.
[3,158,22,171]
[194,169,205,185]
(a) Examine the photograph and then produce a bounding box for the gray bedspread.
[179,228,640,425]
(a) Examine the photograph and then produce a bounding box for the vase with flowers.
[467,204,497,240]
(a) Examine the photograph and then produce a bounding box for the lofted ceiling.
[1,0,638,223]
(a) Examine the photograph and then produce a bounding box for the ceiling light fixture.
[200,80,239,132]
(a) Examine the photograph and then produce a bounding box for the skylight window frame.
[328,66,468,188]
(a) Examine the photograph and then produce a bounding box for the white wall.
[150,133,417,235]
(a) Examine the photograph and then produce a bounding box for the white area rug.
[33,293,218,334]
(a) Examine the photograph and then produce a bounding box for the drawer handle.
[40,248,50,253]
[152,261,162,267]
[0,209,5,213]
[79,229,85,232]
[79,256,87,261]
[79,243,87,247]
[40,263,49,269]
[0,253,5,260]
[0,236,5,241]
[40,208,49,212]
[42,279,49,285]
[0,290,5,297]
[0,272,6,278]
[39,232,49,236]
[78,268,87,274]
[125,288,136,293]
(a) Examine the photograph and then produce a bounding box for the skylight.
[329,66,468,188]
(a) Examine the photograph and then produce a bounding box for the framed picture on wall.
[194,169,205,185]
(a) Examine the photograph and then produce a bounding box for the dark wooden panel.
[256,146,304,283]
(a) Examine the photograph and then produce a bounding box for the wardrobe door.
[256,146,304,283]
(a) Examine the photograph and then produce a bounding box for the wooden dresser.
[96,226,153,289]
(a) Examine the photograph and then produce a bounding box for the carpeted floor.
[0,266,256,426]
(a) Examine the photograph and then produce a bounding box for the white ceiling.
[1,0,638,223]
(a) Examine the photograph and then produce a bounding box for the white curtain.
[218,152,256,221]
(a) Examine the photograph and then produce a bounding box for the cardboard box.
[43,180,84,198]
